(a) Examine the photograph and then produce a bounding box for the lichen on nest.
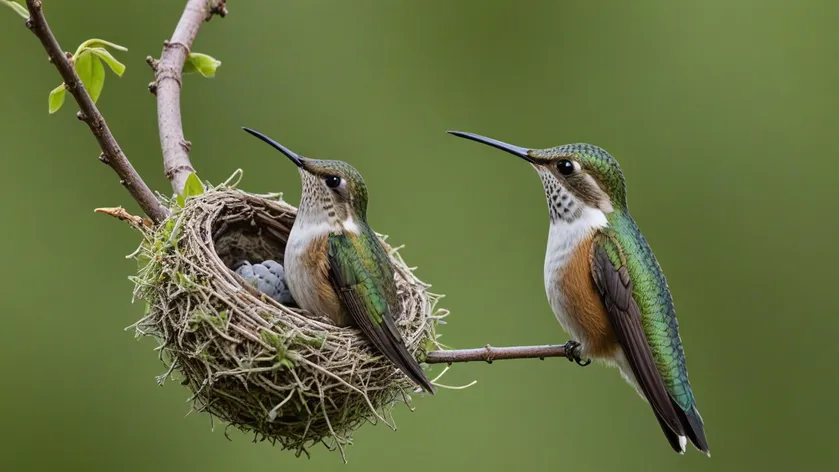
[127,178,450,458]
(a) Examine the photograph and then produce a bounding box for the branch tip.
[94,206,152,229]
[155,0,219,195]
[23,0,168,223]
[209,0,228,19]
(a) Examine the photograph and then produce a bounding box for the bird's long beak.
[242,127,305,168]
[447,130,536,164]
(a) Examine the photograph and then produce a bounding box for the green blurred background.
[2,0,837,470]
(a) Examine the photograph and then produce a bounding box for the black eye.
[324,175,341,189]
[557,159,574,176]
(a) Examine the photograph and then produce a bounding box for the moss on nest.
[128,181,450,458]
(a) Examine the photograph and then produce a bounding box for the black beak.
[242,127,305,168]
[447,130,535,164]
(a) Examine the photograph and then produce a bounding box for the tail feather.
[380,310,436,394]
[393,339,436,394]
[656,398,710,456]
[653,408,686,454]
[677,402,710,456]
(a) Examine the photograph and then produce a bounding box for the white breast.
[284,214,362,318]
[284,220,331,316]
[543,206,609,339]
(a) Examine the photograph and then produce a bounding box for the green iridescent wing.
[593,214,708,454]
[327,230,435,393]
[592,234,684,451]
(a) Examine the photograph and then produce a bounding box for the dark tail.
[653,410,685,454]
[395,346,436,394]
[678,403,710,456]
[391,332,434,395]
[380,311,436,394]
[654,399,710,455]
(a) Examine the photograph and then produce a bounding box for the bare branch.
[426,344,571,364]
[24,0,169,224]
[94,206,152,230]
[151,0,226,194]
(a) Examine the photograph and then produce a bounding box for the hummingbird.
[448,131,709,456]
[242,127,435,394]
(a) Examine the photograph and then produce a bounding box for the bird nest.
[127,183,449,458]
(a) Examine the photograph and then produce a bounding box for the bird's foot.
[563,340,592,367]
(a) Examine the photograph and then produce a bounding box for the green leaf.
[74,38,127,57]
[48,83,65,114]
[182,61,197,75]
[175,194,185,208]
[184,52,221,78]
[2,1,29,19]
[74,51,105,103]
[182,172,205,199]
[89,47,126,77]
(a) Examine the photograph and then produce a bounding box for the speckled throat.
[537,170,585,223]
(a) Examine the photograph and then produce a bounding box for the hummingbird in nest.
[448,131,709,456]
[242,127,435,394]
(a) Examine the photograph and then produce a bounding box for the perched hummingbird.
[242,127,435,394]
[448,131,709,455]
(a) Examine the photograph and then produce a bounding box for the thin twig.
[94,206,153,230]
[425,344,570,364]
[150,0,226,194]
[24,0,169,224]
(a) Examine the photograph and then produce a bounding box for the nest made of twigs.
[128,183,449,458]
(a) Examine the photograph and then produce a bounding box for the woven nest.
[128,184,449,457]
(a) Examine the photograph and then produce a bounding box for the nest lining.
[129,187,448,456]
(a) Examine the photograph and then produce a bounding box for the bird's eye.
[324,175,342,189]
[557,159,574,176]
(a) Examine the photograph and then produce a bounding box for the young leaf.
[182,61,197,75]
[182,172,205,199]
[89,47,126,77]
[74,52,92,94]
[184,52,221,78]
[74,51,106,103]
[2,1,28,19]
[48,83,65,114]
[74,38,127,57]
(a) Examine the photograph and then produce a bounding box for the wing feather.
[591,238,685,445]
[327,232,435,393]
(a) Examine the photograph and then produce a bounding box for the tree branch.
[22,2,572,373]
[426,343,570,364]
[24,0,169,224]
[150,0,226,195]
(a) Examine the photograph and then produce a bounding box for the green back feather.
[327,227,396,325]
[602,211,695,411]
